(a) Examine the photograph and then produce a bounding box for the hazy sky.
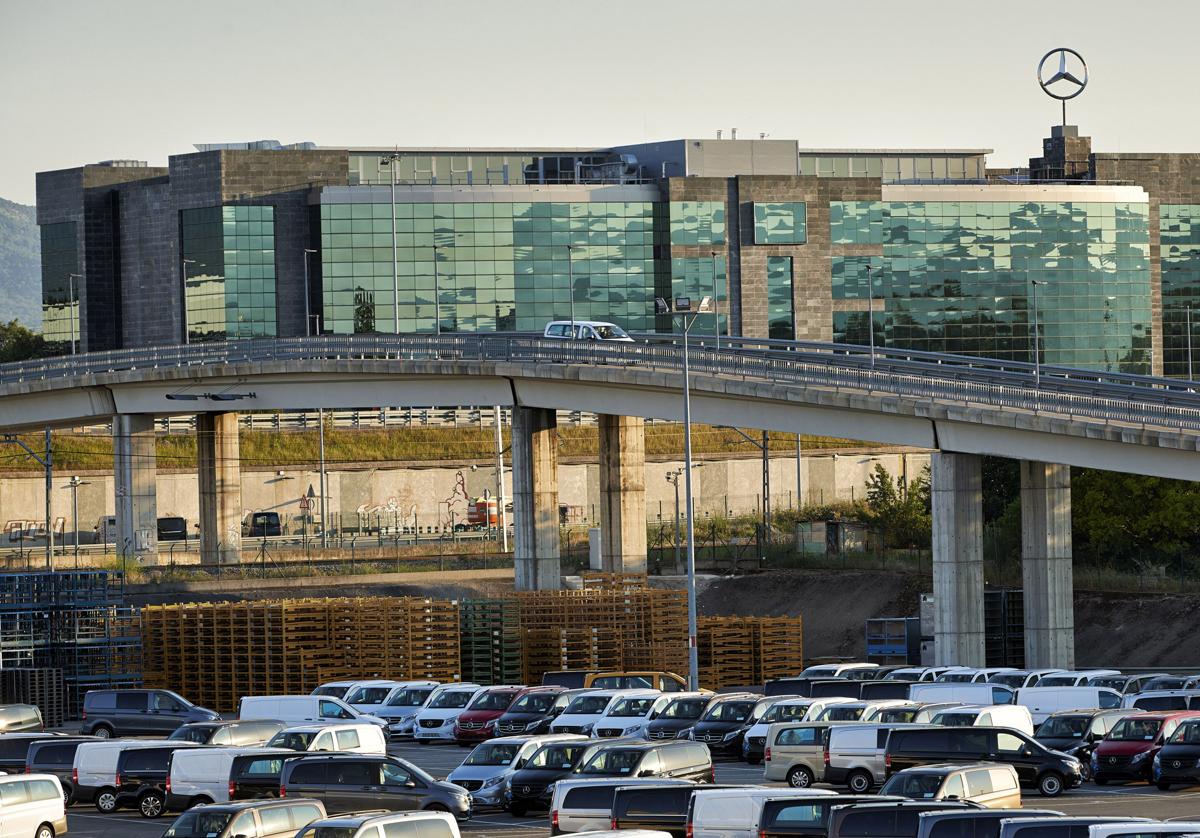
[2,0,1198,204]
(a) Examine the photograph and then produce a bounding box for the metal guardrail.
[2,334,1200,434]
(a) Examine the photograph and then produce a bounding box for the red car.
[1092,710,1200,783]
[453,686,525,745]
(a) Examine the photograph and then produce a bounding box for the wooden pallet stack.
[696,615,804,689]
[405,598,461,682]
[753,616,805,683]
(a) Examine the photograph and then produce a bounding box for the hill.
[0,197,40,326]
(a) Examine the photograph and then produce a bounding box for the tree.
[1071,469,1200,567]
[0,319,44,362]
[862,463,932,549]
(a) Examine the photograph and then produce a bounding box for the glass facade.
[1160,204,1200,378]
[40,221,79,353]
[753,203,807,244]
[830,202,885,244]
[831,200,1153,372]
[669,256,726,336]
[798,153,986,181]
[766,256,795,340]
[668,202,726,246]
[180,205,277,342]
[348,151,638,186]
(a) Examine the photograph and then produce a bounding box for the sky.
[2,0,1198,205]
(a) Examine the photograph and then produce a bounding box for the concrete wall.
[0,450,927,545]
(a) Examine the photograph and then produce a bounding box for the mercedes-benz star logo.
[1038,48,1088,100]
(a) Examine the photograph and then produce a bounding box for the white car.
[265,723,387,754]
[592,690,670,738]
[296,810,461,838]
[929,704,1035,736]
[0,774,66,838]
[550,690,641,736]
[543,321,635,342]
[446,733,584,808]
[414,684,486,743]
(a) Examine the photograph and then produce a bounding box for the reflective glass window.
[753,203,807,244]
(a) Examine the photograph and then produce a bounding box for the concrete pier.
[113,414,158,562]
[598,414,647,574]
[512,406,561,590]
[198,412,242,565]
[1021,460,1075,669]
[931,451,985,667]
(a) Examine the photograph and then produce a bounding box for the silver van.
[543,321,634,342]
[880,763,1023,809]
[0,704,43,734]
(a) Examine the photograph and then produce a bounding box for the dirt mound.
[1075,590,1200,667]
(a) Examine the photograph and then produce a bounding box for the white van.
[73,739,197,809]
[165,746,296,811]
[689,787,837,838]
[885,667,957,682]
[296,809,463,838]
[543,321,635,342]
[375,682,455,737]
[1036,670,1121,688]
[909,683,1015,706]
[593,691,669,738]
[550,777,694,833]
[265,723,387,754]
[0,773,66,838]
[814,699,912,723]
[988,670,1067,691]
[347,680,432,713]
[934,667,1017,684]
[929,704,1035,735]
[1086,825,1200,837]
[550,690,637,736]
[413,684,486,743]
[801,698,860,721]
[797,663,878,679]
[238,695,386,727]
[447,733,584,808]
[873,702,965,724]
[825,723,924,792]
[311,679,395,702]
[1015,686,1124,723]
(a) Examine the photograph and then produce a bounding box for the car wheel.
[92,724,113,740]
[1038,771,1064,797]
[139,790,165,818]
[425,803,450,812]
[1157,779,1173,791]
[95,789,118,813]
[510,803,528,817]
[62,784,74,806]
[847,770,873,793]
[36,825,54,838]
[188,796,213,809]
[1078,761,1093,782]
[786,766,814,788]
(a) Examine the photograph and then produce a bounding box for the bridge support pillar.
[932,451,985,667]
[512,406,561,590]
[198,412,242,565]
[598,414,647,574]
[113,414,157,563]
[1021,461,1074,669]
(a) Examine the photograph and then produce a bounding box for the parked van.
[989,669,1067,691]
[244,510,282,537]
[612,784,756,837]
[1124,689,1200,711]
[797,663,878,679]
[573,740,713,783]
[593,690,671,738]
[228,751,310,802]
[1016,686,1124,724]
[935,667,1017,684]
[312,679,397,701]
[0,704,43,734]
[1091,710,1200,784]
[161,798,327,838]
[763,722,836,788]
[859,681,913,701]
[550,690,630,736]
[742,698,814,764]
[296,809,462,838]
[453,685,525,745]
[376,682,455,737]
[169,719,286,746]
[879,762,1022,808]
[1035,709,1134,779]
[913,809,1062,838]
[644,693,718,742]
[73,739,196,809]
[503,738,596,816]
[909,683,1015,706]
[447,734,583,808]
[755,794,902,838]
[1036,670,1122,688]
[24,737,98,804]
[688,787,837,838]
[929,704,1035,735]
[815,699,912,723]
[543,321,635,342]
[0,734,72,774]
[166,747,298,811]
[279,753,471,817]
[825,800,976,838]
[1153,716,1200,789]
[495,687,577,737]
[549,777,693,834]
[807,680,862,700]
[265,723,388,754]
[1085,825,1200,838]
[885,667,957,683]
[824,723,923,792]
[413,684,487,743]
[0,773,67,838]
[586,672,688,692]
[110,742,204,817]
[998,818,1155,838]
[873,702,959,725]
[345,680,415,712]
[1092,674,1168,695]
[238,695,386,728]
[687,694,774,757]
[83,688,218,737]
[884,726,1084,796]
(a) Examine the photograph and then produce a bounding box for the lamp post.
[1030,279,1047,386]
[566,244,580,337]
[666,469,682,572]
[433,244,443,335]
[1188,305,1195,382]
[181,258,200,344]
[66,273,83,354]
[66,476,87,567]
[655,293,715,691]
[379,153,401,334]
[303,248,319,336]
[865,264,877,368]
[710,251,722,351]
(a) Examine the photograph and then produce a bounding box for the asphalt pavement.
[64,741,1200,838]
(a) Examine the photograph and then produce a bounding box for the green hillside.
[0,197,40,326]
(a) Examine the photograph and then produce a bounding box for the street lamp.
[1030,279,1047,385]
[433,244,443,335]
[379,153,401,334]
[303,248,319,336]
[65,476,88,567]
[655,293,715,691]
[566,244,581,337]
[180,258,201,344]
[66,273,83,355]
[1188,305,1195,382]
[864,264,878,368]
[710,251,722,352]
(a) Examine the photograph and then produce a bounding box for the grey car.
[82,689,218,737]
[279,754,472,819]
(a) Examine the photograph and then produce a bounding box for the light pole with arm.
[1031,279,1047,386]
[1188,304,1195,382]
[303,248,318,336]
[66,273,83,354]
[865,263,877,368]
[379,153,401,334]
[66,476,87,567]
[433,244,442,335]
[566,244,580,337]
[711,251,722,351]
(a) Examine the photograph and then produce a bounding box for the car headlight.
[526,720,542,731]
[682,728,694,740]
[1131,752,1149,765]
[1154,754,1162,766]
[580,723,594,734]
[441,718,453,727]
[623,725,642,736]
[723,731,739,740]
[482,775,504,789]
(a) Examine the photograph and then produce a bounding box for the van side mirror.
[638,769,654,778]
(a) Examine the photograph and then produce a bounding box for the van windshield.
[1037,716,1089,739]
[1169,721,1200,744]
[465,743,520,766]
[469,691,516,711]
[1108,719,1162,741]
[579,748,642,775]
[168,725,215,743]
[938,673,978,683]
[879,772,944,799]
[510,693,557,714]
[526,743,588,769]
[989,673,1028,689]
[661,699,706,720]
[1091,676,1129,691]
[388,688,434,708]
[297,829,355,838]
[702,701,754,722]
[164,812,233,837]
[607,698,656,717]
[564,695,611,715]
[822,707,865,721]
[267,731,316,750]
[933,712,979,727]
[763,703,809,723]
[877,709,918,723]
[312,686,350,699]
[593,325,629,339]
[429,691,475,709]
[1037,676,1078,687]
[347,686,392,705]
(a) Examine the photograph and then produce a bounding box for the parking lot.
[63,740,1200,837]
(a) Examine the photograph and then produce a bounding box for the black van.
[245,511,282,537]
[0,734,76,774]
[113,744,199,818]
[827,801,976,838]
[540,671,594,688]
[809,679,862,699]
[25,737,98,803]
[573,741,713,783]
[885,726,1084,797]
[687,695,764,757]
[757,795,903,837]
[280,754,470,818]
[860,681,912,701]
[82,688,218,737]
[611,783,747,837]
[1034,709,1132,779]
[230,752,309,801]
[913,810,1062,838]
[504,739,593,816]
[644,695,715,741]
[494,686,570,736]
[157,516,188,541]
[764,678,823,698]
[1153,717,1200,789]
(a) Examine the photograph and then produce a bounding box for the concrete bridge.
[3,333,1200,671]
